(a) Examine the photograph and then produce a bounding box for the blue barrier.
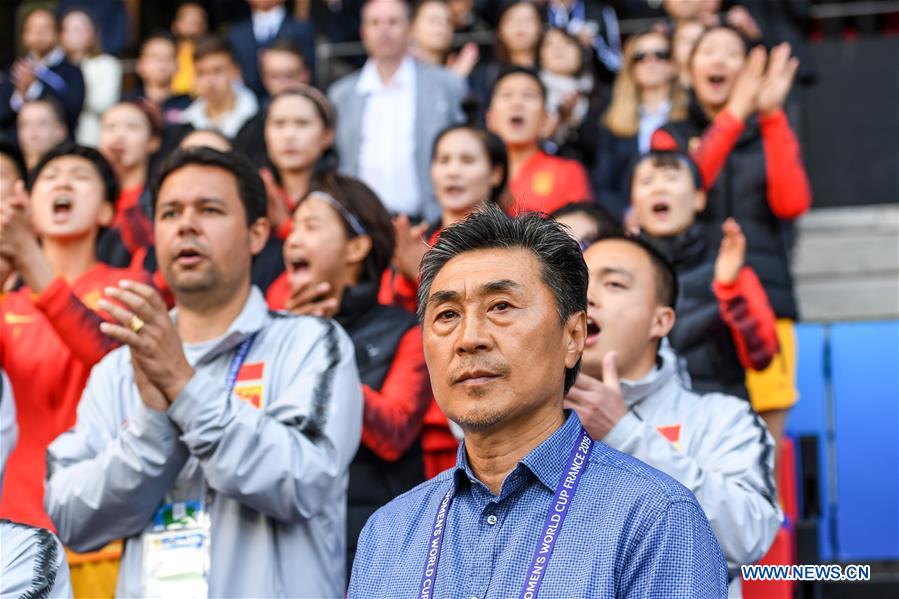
[789,323,834,560]
[789,320,899,562]
[830,320,899,560]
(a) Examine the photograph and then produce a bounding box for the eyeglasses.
[631,49,672,64]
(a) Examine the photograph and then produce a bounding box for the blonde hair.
[602,31,688,138]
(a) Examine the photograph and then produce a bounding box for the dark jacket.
[227,16,316,99]
[336,283,422,576]
[0,54,85,139]
[643,227,748,399]
[657,100,799,319]
[233,108,268,168]
[592,125,638,224]
[121,84,192,126]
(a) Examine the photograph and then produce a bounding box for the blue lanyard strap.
[224,333,257,397]
[417,426,594,599]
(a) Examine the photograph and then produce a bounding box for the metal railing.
[314,1,899,82]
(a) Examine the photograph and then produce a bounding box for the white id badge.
[141,500,211,598]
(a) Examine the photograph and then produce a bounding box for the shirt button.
[486,515,497,525]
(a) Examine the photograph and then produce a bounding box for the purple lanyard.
[224,334,256,396]
[417,426,594,599]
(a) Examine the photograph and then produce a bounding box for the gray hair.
[417,205,588,392]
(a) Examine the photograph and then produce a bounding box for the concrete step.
[793,205,899,322]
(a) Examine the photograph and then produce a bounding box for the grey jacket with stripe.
[604,348,782,578]
[45,287,363,598]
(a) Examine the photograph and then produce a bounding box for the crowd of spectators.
[0,0,822,597]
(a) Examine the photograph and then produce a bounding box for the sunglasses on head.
[632,49,672,64]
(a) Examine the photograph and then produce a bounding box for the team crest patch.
[532,171,555,196]
[81,290,101,311]
[233,362,265,409]
[655,424,682,451]
[688,137,701,154]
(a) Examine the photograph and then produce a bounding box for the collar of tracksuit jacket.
[172,285,267,366]
[619,347,681,410]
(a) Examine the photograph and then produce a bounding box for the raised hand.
[0,181,55,292]
[392,214,430,282]
[714,218,746,284]
[98,280,195,406]
[10,59,36,95]
[756,43,799,116]
[447,42,479,79]
[564,351,627,440]
[725,45,766,121]
[726,5,762,41]
[284,269,338,317]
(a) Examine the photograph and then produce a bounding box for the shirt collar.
[252,6,286,32]
[356,56,416,94]
[174,285,268,364]
[453,410,586,495]
[639,100,672,119]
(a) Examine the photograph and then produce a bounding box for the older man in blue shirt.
[348,206,728,598]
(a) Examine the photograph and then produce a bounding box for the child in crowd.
[652,25,811,460]
[98,101,161,263]
[381,123,507,315]
[0,144,149,597]
[17,98,68,172]
[486,66,591,214]
[630,150,778,399]
[266,173,435,575]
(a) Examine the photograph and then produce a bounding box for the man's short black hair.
[591,233,679,309]
[489,65,547,105]
[418,204,588,393]
[151,147,266,224]
[550,203,623,245]
[141,30,177,53]
[22,7,59,33]
[27,143,119,204]
[363,0,413,21]
[263,38,307,66]
[628,150,703,193]
[193,34,235,63]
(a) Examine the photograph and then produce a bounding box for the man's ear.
[97,201,115,228]
[345,234,372,267]
[693,189,707,213]
[649,306,676,342]
[249,216,271,256]
[564,311,588,370]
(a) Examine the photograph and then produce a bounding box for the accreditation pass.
[142,500,211,598]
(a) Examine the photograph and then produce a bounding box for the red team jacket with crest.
[0,264,149,529]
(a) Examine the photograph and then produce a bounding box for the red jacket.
[0,264,149,528]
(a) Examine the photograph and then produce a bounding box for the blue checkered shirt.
[348,411,728,598]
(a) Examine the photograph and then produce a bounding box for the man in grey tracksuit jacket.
[573,236,783,598]
[45,287,363,597]
[608,347,782,591]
